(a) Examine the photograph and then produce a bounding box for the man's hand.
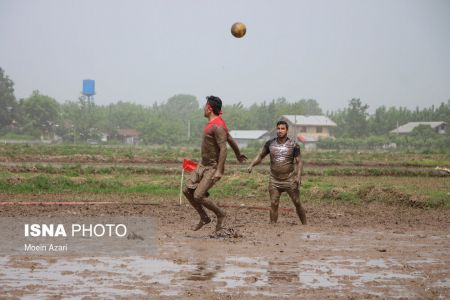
[295,175,302,185]
[247,166,253,173]
[236,154,248,163]
[212,170,223,183]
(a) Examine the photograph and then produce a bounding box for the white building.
[390,122,447,135]
[229,130,268,148]
[278,115,337,149]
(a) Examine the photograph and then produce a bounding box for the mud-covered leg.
[269,187,281,223]
[183,186,211,230]
[193,175,225,231]
[198,198,226,231]
[286,187,307,225]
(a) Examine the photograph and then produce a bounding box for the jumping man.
[183,95,244,231]
[247,120,307,224]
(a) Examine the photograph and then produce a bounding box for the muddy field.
[0,194,449,299]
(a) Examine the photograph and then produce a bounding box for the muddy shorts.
[269,175,298,193]
[268,174,300,205]
[186,164,217,198]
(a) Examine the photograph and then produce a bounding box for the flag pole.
[179,168,184,205]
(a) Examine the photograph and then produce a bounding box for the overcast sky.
[1,0,449,112]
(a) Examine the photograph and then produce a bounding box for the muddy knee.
[294,203,307,225]
[193,189,208,200]
[183,186,193,197]
[270,202,279,223]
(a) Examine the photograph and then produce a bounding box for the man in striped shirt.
[247,120,307,225]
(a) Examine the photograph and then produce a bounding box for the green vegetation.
[1,66,449,208]
[0,133,35,140]
[1,66,450,150]
[1,166,448,208]
[0,144,449,167]
[1,162,447,179]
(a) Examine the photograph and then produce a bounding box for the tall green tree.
[20,90,61,138]
[435,100,450,133]
[61,96,101,141]
[293,99,323,115]
[0,67,17,129]
[331,98,369,138]
[162,94,199,119]
[346,98,369,137]
[222,102,252,130]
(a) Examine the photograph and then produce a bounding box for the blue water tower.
[82,79,95,97]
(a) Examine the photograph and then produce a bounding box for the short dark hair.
[206,95,222,115]
[277,120,289,129]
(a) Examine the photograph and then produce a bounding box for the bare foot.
[192,218,211,231]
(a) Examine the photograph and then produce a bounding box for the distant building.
[277,115,337,149]
[100,132,108,143]
[229,130,268,148]
[390,122,447,135]
[116,128,140,144]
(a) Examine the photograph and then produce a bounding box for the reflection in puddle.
[1,256,191,298]
[187,262,222,281]
[268,261,299,283]
[0,255,447,298]
[432,279,450,288]
[212,256,267,292]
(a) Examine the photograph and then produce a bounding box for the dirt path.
[0,197,449,299]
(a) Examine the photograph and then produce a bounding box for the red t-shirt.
[204,116,228,134]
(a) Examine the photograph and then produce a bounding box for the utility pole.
[294,115,298,141]
[187,120,191,140]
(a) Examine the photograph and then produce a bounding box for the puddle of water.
[366,258,389,268]
[407,258,440,265]
[186,262,222,281]
[1,254,448,298]
[432,278,450,288]
[302,233,321,240]
[0,256,192,298]
[212,257,268,291]
[299,271,340,288]
[227,256,268,266]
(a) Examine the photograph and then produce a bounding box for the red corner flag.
[180,158,198,205]
[182,158,197,172]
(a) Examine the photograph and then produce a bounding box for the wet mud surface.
[0,196,449,299]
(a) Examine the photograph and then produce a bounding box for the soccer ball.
[231,22,246,38]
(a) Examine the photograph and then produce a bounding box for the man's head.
[204,95,222,117]
[276,120,289,139]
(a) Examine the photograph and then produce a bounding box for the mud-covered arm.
[294,144,302,184]
[227,133,247,163]
[213,126,228,181]
[247,142,269,173]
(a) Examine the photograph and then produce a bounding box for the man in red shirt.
[183,96,244,231]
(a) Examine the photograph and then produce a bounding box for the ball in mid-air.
[231,22,246,38]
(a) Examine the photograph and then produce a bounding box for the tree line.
[1,67,449,149]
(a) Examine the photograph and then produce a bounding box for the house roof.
[229,130,268,140]
[390,122,447,134]
[117,128,140,137]
[281,115,337,127]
